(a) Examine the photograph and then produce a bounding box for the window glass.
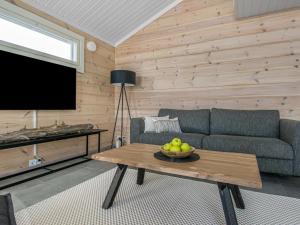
[0,17,73,60]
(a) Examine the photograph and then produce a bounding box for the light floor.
[0,159,300,212]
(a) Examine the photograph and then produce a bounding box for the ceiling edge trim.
[75,26,116,46]
[113,0,183,47]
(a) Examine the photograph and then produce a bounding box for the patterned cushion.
[210,108,280,138]
[203,135,293,160]
[158,109,210,134]
[153,118,182,133]
[144,116,169,133]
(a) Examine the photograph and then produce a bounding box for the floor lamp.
[111,70,136,148]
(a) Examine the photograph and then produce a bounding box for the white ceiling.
[23,0,182,46]
[235,0,300,18]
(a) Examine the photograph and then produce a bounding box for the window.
[0,1,84,73]
[0,17,73,60]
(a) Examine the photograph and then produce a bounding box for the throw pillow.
[144,116,169,132]
[153,118,182,133]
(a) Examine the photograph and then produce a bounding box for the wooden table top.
[92,143,262,189]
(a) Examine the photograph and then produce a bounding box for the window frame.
[0,1,84,73]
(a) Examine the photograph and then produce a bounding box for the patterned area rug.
[16,168,300,225]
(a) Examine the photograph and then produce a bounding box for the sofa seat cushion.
[257,158,293,175]
[203,135,293,160]
[210,108,280,138]
[158,108,210,134]
[139,132,205,148]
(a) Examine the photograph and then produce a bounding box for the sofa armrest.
[0,194,17,225]
[130,118,145,143]
[280,119,300,176]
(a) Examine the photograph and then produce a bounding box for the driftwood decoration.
[0,123,94,144]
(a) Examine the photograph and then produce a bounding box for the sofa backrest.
[158,108,210,134]
[210,108,280,138]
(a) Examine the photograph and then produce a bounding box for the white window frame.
[0,1,84,73]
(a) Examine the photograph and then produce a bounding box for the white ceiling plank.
[22,0,181,46]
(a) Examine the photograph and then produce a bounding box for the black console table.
[0,129,107,190]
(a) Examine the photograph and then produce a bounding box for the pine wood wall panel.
[0,146,34,177]
[0,1,115,177]
[115,0,300,141]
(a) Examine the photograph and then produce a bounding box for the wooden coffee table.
[92,143,262,225]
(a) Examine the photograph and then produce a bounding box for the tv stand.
[0,129,107,190]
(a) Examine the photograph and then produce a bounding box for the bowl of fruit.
[161,138,195,159]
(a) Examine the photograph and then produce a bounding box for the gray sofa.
[130,108,300,176]
[0,194,16,225]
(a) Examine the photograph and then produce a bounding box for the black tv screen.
[0,50,76,110]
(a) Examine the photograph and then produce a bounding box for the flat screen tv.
[0,50,76,110]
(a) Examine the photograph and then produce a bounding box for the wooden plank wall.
[0,1,115,177]
[115,0,300,140]
[1,0,300,176]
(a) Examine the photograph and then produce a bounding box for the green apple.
[171,138,182,147]
[163,143,171,151]
[170,145,181,153]
[181,143,191,152]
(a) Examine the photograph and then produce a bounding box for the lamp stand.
[111,83,131,148]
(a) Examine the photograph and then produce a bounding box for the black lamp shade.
[111,70,136,86]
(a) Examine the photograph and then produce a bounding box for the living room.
[0,0,300,224]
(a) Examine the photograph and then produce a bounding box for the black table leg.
[218,183,238,225]
[102,164,127,209]
[229,184,245,209]
[137,168,145,185]
[98,132,101,153]
[86,135,89,156]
